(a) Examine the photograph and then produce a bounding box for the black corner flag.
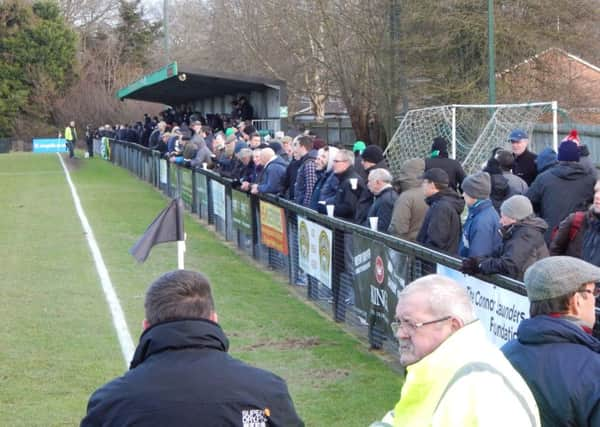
[130,198,185,262]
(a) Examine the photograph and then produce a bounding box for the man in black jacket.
[509,129,538,186]
[416,168,465,254]
[424,137,466,192]
[81,270,303,427]
[331,149,373,224]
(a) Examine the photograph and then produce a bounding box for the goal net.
[384,102,559,176]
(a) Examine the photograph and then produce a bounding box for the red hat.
[561,129,581,145]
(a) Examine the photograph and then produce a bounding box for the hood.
[394,158,425,191]
[506,215,548,236]
[536,147,557,173]
[269,155,288,169]
[130,319,228,369]
[427,187,465,214]
[550,162,588,180]
[516,315,600,351]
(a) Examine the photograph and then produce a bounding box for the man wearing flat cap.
[502,256,600,427]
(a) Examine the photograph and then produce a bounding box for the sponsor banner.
[437,265,529,347]
[353,234,409,335]
[211,180,226,220]
[298,216,332,289]
[159,159,168,184]
[196,173,208,211]
[180,168,193,209]
[232,190,252,234]
[259,200,288,255]
[33,138,67,153]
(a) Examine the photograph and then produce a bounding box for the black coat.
[526,162,595,242]
[479,216,549,281]
[416,188,465,254]
[333,166,373,224]
[81,319,303,427]
[364,186,397,233]
[583,211,600,267]
[513,149,538,186]
[425,156,466,192]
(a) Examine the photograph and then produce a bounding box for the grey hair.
[369,168,393,183]
[398,275,476,324]
[237,148,253,159]
[337,149,355,164]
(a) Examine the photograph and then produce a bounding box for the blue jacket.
[459,199,502,258]
[257,156,287,194]
[502,316,600,427]
[364,186,397,233]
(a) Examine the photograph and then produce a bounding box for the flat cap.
[524,256,600,302]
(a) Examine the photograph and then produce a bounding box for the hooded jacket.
[257,155,287,194]
[388,158,428,241]
[459,199,502,258]
[502,316,600,427]
[478,216,549,281]
[81,319,303,427]
[416,187,465,254]
[526,162,595,242]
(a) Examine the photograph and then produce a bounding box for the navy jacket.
[526,162,595,242]
[364,186,397,233]
[502,316,600,427]
[513,149,538,186]
[257,156,287,194]
[81,319,303,427]
[459,199,502,258]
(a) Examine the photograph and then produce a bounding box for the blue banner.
[33,138,67,153]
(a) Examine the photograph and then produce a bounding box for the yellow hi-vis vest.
[392,321,540,427]
[64,126,76,142]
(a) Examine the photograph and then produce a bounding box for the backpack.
[550,211,586,242]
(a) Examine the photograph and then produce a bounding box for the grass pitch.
[0,152,401,426]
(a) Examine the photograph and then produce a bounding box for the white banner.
[298,216,332,289]
[211,181,226,220]
[159,159,167,184]
[437,265,529,347]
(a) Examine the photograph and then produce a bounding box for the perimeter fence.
[104,139,600,354]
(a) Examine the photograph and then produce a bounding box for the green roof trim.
[117,62,178,100]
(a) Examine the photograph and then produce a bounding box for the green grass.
[0,152,402,426]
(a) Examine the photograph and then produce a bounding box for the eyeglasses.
[333,159,348,163]
[391,315,451,335]
[577,287,600,298]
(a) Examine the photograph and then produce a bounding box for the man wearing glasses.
[375,275,540,426]
[502,256,600,427]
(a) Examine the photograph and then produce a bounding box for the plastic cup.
[350,178,358,190]
[326,205,335,217]
[202,162,208,170]
[369,217,379,231]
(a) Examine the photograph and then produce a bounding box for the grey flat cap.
[524,256,600,302]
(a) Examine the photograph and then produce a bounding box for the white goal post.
[384,101,559,176]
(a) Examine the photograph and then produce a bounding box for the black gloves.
[461,257,482,275]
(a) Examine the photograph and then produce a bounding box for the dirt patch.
[63,155,84,172]
[237,336,322,351]
[308,367,351,383]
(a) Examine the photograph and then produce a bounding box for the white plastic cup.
[202,162,208,170]
[350,178,358,190]
[326,205,335,217]
[369,217,379,231]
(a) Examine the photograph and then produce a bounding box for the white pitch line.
[57,154,135,367]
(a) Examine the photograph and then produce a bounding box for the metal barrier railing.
[105,139,600,354]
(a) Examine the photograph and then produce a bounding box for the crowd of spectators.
[108,107,600,281]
